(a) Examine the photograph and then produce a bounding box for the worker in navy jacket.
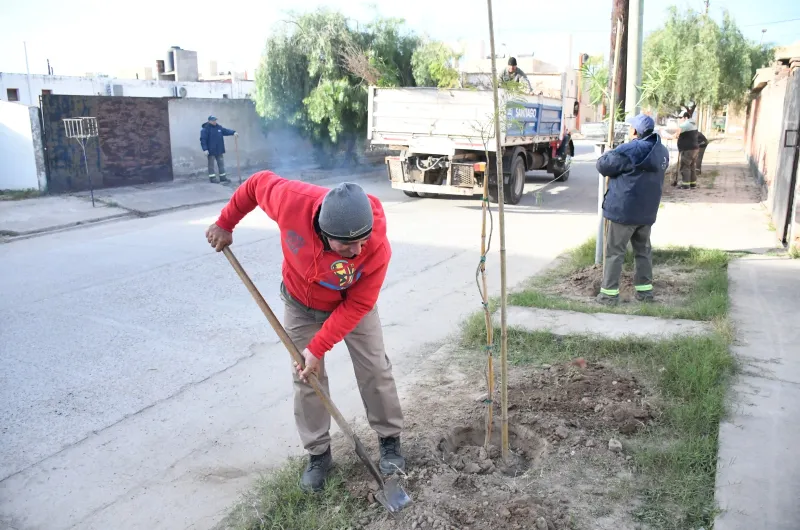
[596,113,669,305]
[200,115,237,183]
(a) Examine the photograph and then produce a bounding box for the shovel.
[221,247,411,513]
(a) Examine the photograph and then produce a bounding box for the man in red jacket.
[205,171,404,492]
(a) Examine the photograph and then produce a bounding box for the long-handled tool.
[234,136,242,185]
[221,247,411,513]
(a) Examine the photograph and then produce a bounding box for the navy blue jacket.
[200,122,236,156]
[597,133,669,226]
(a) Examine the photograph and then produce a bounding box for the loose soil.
[338,355,656,530]
[545,262,695,306]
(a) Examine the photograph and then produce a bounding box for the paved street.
[1,144,599,530]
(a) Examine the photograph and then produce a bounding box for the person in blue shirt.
[596,113,669,305]
[200,115,237,183]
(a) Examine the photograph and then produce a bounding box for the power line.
[743,17,800,28]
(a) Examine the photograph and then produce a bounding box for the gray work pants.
[679,149,699,187]
[207,154,226,179]
[601,221,653,296]
[282,288,403,456]
[696,146,707,176]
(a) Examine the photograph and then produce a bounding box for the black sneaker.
[596,293,620,306]
[219,175,230,183]
[209,176,220,184]
[379,436,406,475]
[300,448,333,492]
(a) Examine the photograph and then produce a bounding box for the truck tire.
[555,168,570,182]
[403,191,419,198]
[504,155,526,205]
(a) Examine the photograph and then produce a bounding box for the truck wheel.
[403,191,419,198]
[504,155,526,205]
[555,169,570,182]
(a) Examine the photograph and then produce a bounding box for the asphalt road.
[0,142,600,530]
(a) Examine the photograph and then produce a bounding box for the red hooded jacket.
[215,171,391,359]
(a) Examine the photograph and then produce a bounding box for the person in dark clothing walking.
[200,115,237,183]
[695,131,709,176]
[596,114,669,305]
[669,112,700,189]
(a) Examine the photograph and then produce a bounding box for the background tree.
[641,6,774,119]
[411,41,461,88]
[254,9,460,165]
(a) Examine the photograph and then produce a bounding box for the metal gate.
[40,95,173,193]
[772,71,800,243]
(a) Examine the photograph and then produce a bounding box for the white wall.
[168,98,313,177]
[0,73,254,106]
[0,101,46,191]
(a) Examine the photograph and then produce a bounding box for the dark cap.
[508,57,517,66]
[208,115,217,121]
[319,183,374,242]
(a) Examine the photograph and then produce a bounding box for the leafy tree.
[254,9,459,163]
[411,41,460,88]
[641,7,773,114]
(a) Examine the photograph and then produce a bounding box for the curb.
[1,213,136,243]
[0,198,231,244]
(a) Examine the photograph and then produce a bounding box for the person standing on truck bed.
[596,114,669,306]
[500,57,532,93]
[204,172,405,493]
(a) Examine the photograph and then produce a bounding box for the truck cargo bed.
[367,87,563,154]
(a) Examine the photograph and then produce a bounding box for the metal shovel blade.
[352,434,412,513]
[375,475,412,513]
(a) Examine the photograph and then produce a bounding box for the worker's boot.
[209,176,219,184]
[218,174,230,183]
[300,448,333,493]
[635,291,655,303]
[379,436,406,475]
[595,293,620,306]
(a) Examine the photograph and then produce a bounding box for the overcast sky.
[1,0,798,77]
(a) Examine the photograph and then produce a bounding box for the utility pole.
[625,0,644,118]
[704,0,710,15]
[608,0,629,116]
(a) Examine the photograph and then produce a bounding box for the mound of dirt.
[352,360,655,530]
[548,263,694,305]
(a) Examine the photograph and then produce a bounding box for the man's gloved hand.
[205,223,232,252]
[234,132,239,138]
[204,150,209,156]
[295,348,320,383]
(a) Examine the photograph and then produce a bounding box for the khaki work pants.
[283,295,403,456]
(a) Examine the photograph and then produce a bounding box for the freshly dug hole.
[438,423,546,476]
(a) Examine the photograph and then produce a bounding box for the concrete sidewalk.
[1,165,386,241]
[715,257,800,530]
[0,196,130,237]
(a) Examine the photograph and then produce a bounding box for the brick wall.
[41,95,172,192]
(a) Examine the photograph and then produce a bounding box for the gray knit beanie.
[318,183,373,242]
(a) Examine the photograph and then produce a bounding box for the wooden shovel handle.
[221,247,358,442]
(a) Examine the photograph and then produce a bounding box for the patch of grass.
[790,245,800,259]
[0,188,40,201]
[768,220,777,232]
[218,458,367,530]
[463,328,734,529]
[508,238,732,321]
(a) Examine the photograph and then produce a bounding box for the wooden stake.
[485,0,509,461]
[603,18,624,268]
[480,172,494,449]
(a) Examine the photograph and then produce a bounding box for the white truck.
[367,71,578,204]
